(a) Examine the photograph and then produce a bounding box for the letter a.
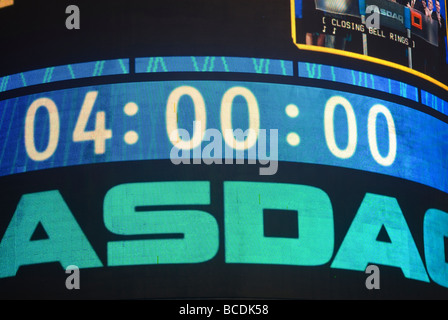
[365,5,380,29]
[331,193,429,283]
[65,265,80,290]
[0,191,102,279]
[365,265,380,289]
[66,5,80,30]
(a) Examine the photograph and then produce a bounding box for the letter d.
[224,182,334,265]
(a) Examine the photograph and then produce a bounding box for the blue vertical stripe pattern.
[0,59,129,92]
[421,90,448,115]
[135,56,293,76]
[298,62,419,102]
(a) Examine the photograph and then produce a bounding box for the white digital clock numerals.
[25,91,112,162]
[166,86,260,151]
[324,96,396,166]
[25,98,60,161]
[166,86,207,150]
[73,91,112,155]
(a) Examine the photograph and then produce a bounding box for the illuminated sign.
[0,0,447,299]
[1,181,447,289]
[0,80,447,193]
[0,75,447,298]
[370,0,405,31]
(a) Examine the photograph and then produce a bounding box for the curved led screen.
[0,0,447,299]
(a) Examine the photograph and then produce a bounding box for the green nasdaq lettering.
[0,181,447,288]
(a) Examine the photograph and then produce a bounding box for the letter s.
[104,181,219,266]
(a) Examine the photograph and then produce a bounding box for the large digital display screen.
[293,0,448,88]
[0,0,447,300]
